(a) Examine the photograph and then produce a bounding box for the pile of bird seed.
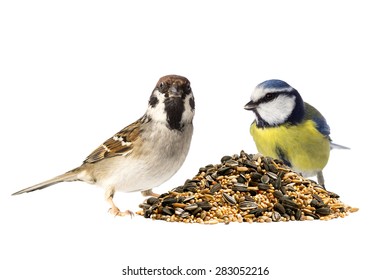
[137,151,358,224]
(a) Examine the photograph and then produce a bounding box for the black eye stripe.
[260,92,280,103]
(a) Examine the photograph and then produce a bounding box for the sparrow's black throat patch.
[164,98,185,131]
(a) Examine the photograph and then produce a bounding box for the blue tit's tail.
[330,142,350,150]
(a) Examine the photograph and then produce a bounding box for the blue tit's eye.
[264,93,274,101]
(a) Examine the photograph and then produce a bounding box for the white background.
[1,1,388,279]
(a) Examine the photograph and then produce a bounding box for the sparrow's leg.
[141,189,160,197]
[105,188,133,217]
[316,171,325,188]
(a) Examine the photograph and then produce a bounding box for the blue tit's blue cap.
[257,79,293,91]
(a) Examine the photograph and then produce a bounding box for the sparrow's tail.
[330,142,350,150]
[12,168,81,196]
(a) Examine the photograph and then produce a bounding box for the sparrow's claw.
[106,190,134,217]
[108,206,134,217]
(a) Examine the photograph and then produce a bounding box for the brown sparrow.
[12,74,195,216]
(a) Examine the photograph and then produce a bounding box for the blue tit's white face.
[246,80,297,127]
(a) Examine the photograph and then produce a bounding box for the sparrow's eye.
[159,82,168,92]
[185,83,191,93]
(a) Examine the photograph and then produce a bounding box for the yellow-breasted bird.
[244,79,348,186]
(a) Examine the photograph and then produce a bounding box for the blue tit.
[244,79,348,186]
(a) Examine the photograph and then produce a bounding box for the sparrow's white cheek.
[181,94,195,124]
[146,93,168,123]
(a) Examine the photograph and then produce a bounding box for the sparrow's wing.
[303,102,330,137]
[83,117,144,164]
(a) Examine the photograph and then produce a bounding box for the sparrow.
[244,79,348,186]
[12,74,195,216]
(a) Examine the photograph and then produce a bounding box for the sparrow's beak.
[168,85,182,98]
[244,100,257,110]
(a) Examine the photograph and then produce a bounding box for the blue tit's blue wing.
[303,102,330,137]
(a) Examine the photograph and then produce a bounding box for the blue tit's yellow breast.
[250,120,330,174]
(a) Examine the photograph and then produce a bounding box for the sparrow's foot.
[106,189,134,217]
[141,189,160,198]
[108,206,134,217]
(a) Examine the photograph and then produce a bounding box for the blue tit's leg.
[317,171,325,187]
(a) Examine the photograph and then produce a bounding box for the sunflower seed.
[184,203,198,211]
[222,192,237,205]
[210,183,222,194]
[239,201,258,210]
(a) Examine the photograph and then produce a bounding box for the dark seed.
[251,172,263,181]
[281,199,300,210]
[222,193,237,205]
[237,174,247,183]
[274,202,286,214]
[232,183,248,192]
[250,208,266,217]
[267,172,278,180]
[243,160,257,169]
[210,183,222,194]
[328,192,340,198]
[144,209,152,218]
[197,201,212,211]
[192,207,203,216]
[310,199,322,208]
[221,155,232,163]
[205,175,214,182]
[158,192,169,198]
[295,209,302,220]
[217,167,234,175]
[286,208,295,216]
[184,185,197,192]
[312,193,324,204]
[316,207,331,216]
[258,183,270,191]
[273,175,282,189]
[269,164,278,173]
[239,201,258,210]
[273,190,284,199]
[162,207,174,216]
[184,203,198,211]
[199,167,207,173]
[162,197,178,206]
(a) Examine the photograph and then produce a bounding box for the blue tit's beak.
[244,100,257,110]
